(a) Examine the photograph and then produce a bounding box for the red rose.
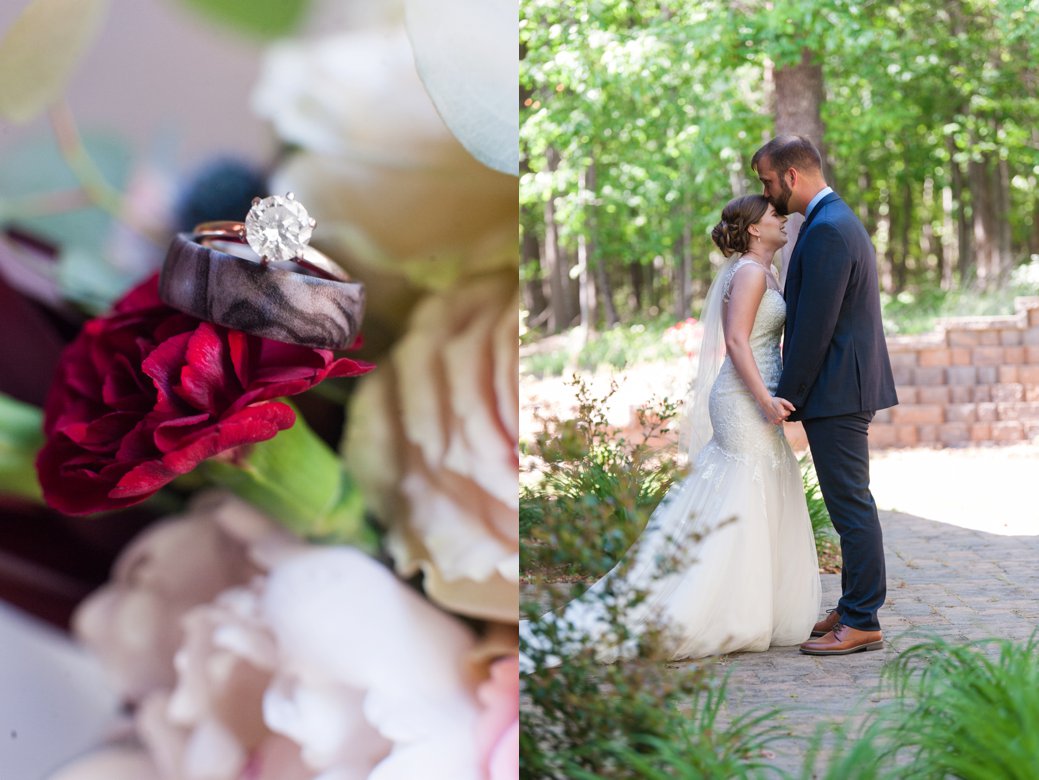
[37,275,373,515]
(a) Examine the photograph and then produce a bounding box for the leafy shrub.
[799,454,841,569]
[520,377,684,583]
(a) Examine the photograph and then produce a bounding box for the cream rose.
[346,271,519,623]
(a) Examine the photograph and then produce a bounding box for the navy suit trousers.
[802,411,886,631]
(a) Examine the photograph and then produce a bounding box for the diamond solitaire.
[244,193,316,263]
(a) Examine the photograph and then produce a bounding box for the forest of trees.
[519,0,1039,334]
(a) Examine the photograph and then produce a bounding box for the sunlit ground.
[870,443,1039,536]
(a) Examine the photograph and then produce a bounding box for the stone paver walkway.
[696,509,1039,774]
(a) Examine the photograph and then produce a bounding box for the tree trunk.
[946,139,973,285]
[877,185,893,293]
[767,46,829,279]
[583,161,618,327]
[769,47,833,184]
[594,261,618,327]
[997,156,1012,281]
[577,231,595,338]
[921,176,937,277]
[939,184,954,290]
[893,172,912,291]
[674,212,693,320]
[629,262,644,311]
[542,149,572,333]
[1031,189,1039,258]
[858,171,873,231]
[521,227,548,328]
[968,153,999,289]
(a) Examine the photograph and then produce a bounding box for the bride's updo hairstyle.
[710,194,770,257]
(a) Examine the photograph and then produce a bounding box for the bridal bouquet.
[0,0,518,778]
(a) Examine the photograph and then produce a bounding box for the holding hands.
[761,395,796,425]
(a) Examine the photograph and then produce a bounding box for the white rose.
[73,492,296,703]
[66,500,487,780]
[252,26,516,275]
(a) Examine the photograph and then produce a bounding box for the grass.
[562,675,791,780]
[881,263,1039,335]
[804,632,1039,779]
[520,315,693,378]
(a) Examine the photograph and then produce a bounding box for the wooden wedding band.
[159,233,365,350]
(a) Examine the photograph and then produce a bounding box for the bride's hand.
[761,396,795,425]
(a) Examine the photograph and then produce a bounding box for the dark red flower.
[37,275,373,515]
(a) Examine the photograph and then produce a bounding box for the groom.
[752,135,898,656]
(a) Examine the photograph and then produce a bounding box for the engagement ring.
[159,194,365,350]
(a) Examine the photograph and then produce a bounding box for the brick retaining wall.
[784,296,1039,450]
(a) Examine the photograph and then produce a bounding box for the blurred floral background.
[0,0,518,778]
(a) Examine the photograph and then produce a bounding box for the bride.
[521,194,821,669]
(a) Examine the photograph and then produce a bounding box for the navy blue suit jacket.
[776,192,898,421]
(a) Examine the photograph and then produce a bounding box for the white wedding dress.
[521,258,821,669]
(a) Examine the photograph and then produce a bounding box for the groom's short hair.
[752,135,822,175]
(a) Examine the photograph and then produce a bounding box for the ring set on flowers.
[160,193,366,350]
[36,193,375,516]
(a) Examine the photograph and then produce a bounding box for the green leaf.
[203,402,375,549]
[0,0,111,122]
[0,393,44,503]
[176,0,311,39]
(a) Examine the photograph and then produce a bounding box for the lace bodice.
[709,258,786,457]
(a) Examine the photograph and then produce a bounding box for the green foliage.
[0,393,44,503]
[799,454,837,560]
[556,676,792,780]
[522,0,1039,329]
[176,0,311,39]
[803,632,1039,779]
[0,131,136,313]
[522,458,787,779]
[520,376,683,582]
[0,0,110,122]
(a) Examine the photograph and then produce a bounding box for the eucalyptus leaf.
[175,0,311,39]
[405,0,519,175]
[0,0,111,122]
[0,132,132,248]
[57,247,135,314]
[0,131,135,311]
[0,392,44,503]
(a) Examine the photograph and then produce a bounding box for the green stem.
[202,403,376,551]
[49,102,124,217]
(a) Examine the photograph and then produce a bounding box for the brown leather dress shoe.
[799,623,883,655]
[810,609,841,638]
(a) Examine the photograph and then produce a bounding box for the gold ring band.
[191,221,352,283]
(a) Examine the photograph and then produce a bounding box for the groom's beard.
[770,181,793,216]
